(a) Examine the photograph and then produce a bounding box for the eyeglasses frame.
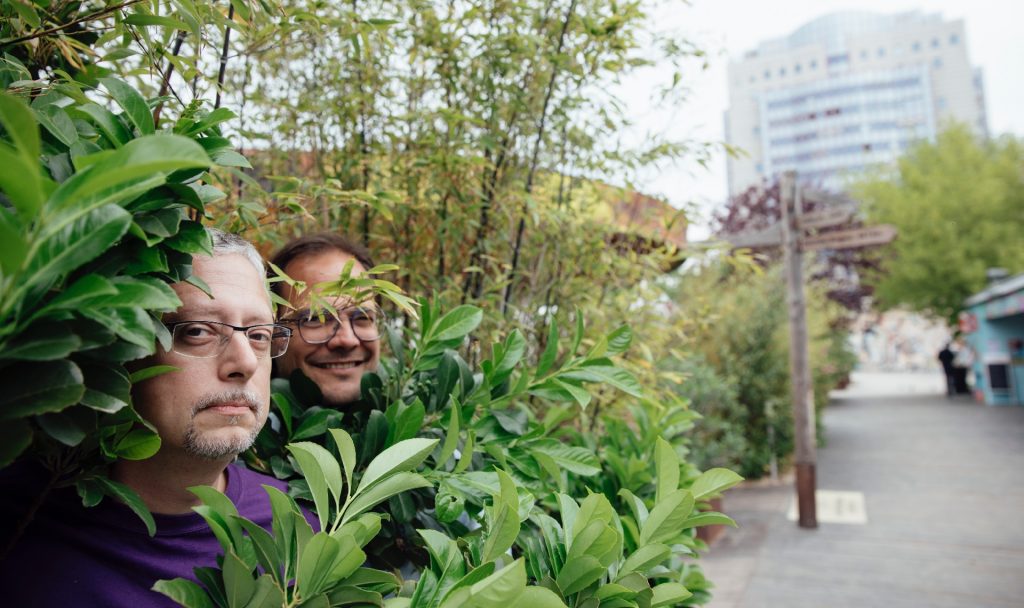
[163,320,293,359]
[278,305,384,345]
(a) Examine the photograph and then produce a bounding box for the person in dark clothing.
[938,342,956,396]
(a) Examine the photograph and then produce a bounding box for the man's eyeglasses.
[279,305,383,344]
[164,321,292,359]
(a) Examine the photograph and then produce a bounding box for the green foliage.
[853,124,1024,320]
[231,301,741,607]
[0,79,243,529]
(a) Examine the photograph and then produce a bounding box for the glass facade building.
[725,11,988,195]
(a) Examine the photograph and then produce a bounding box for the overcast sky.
[612,0,1024,238]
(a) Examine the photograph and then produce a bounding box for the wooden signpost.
[725,171,897,529]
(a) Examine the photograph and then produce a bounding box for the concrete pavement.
[698,371,1024,607]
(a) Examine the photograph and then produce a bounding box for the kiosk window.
[988,364,1010,391]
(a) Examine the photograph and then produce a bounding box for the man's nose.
[326,317,360,349]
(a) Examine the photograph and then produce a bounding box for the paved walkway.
[699,371,1024,608]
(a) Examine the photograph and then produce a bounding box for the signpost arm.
[781,171,818,529]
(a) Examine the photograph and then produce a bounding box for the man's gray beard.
[182,390,265,460]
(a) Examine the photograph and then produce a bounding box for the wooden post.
[780,170,818,529]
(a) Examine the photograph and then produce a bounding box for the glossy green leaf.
[618,543,670,577]
[529,441,600,476]
[654,437,680,503]
[288,441,343,530]
[152,578,216,608]
[0,360,84,420]
[296,533,341,599]
[223,550,257,607]
[114,428,161,460]
[96,477,156,536]
[129,365,180,383]
[0,325,82,360]
[560,365,642,397]
[343,472,432,524]
[690,467,744,501]
[681,511,737,528]
[429,305,483,342]
[355,437,438,495]
[639,489,694,546]
[99,77,155,135]
[650,582,692,606]
[554,554,604,596]
[34,104,78,147]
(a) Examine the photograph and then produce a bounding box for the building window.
[795,63,802,73]
[912,41,921,52]
[933,57,943,69]
[860,49,868,59]
[877,47,886,57]
[950,33,959,45]
[931,37,940,48]
[764,69,771,79]
[937,96,948,109]
[810,59,818,69]
[779,67,786,77]
[749,75,756,83]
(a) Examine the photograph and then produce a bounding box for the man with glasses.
[270,233,382,407]
[1,229,296,607]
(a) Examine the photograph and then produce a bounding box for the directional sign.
[802,224,897,251]
[799,203,858,230]
[725,224,782,248]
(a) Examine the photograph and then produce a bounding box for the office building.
[725,11,988,195]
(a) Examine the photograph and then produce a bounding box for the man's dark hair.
[269,233,375,297]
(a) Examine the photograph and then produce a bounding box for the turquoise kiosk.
[962,273,1024,405]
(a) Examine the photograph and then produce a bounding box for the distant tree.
[714,178,880,312]
[853,124,1024,321]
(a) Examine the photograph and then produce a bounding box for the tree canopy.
[853,124,1024,321]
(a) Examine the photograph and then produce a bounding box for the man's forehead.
[172,254,273,319]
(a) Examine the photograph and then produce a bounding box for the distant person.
[938,342,956,396]
[952,338,975,395]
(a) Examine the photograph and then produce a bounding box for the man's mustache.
[191,391,265,417]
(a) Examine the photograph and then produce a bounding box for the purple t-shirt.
[0,463,291,608]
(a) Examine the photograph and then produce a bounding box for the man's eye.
[300,318,326,329]
[180,323,218,340]
[248,329,273,343]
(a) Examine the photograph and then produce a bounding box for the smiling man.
[1,229,295,607]
[270,233,382,407]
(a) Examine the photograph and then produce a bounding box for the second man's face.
[275,250,381,407]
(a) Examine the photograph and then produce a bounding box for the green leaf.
[355,437,438,496]
[0,207,27,273]
[35,273,117,316]
[554,555,604,596]
[681,511,737,528]
[96,477,156,536]
[329,428,357,495]
[34,104,78,147]
[223,550,257,608]
[76,102,131,147]
[0,93,45,217]
[428,305,482,342]
[36,410,91,447]
[536,319,560,377]
[129,365,180,383]
[690,468,744,501]
[467,558,527,607]
[342,472,432,524]
[654,437,680,504]
[437,406,460,467]
[245,574,285,608]
[507,586,568,608]
[100,77,155,135]
[639,489,694,546]
[0,325,82,360]
[152,578,216,608]
[124,14,190,29]
[0,419,32,468]
[43,134,210,218]
[651,582,692,607]
[529,441,600,476]
[288,441,343,531]
[0,360,84,420]
[235,518,283,586]
[296,533,341,598]
[24,204,132,297]
[619,543,670,577]
[114,428,161,460]
[606,325,632,355]
[560,365,642,397]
